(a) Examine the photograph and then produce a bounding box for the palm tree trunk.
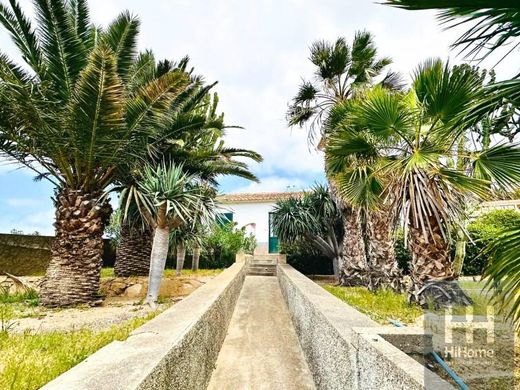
[192,245,201,271]
[366,206,402,291]
[340,207,368,286]
[40,189,112,307]
[409,222,453,285]
[176,241,186,276]
[114,224,152,277]
[145,204,169,306]
[328,179,367,285]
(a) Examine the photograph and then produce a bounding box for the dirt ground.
[8,275,216,333]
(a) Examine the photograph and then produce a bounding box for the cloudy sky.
[0,0,517,234]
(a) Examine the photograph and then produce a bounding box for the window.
[216,212,234,227]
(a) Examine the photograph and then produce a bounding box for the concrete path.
[207,276,316,390]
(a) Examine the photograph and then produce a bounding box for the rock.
[110,281,127,295]
[124,284,143,298]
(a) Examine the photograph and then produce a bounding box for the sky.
[0,0,517,235]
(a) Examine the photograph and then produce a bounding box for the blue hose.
[388,318,470,390]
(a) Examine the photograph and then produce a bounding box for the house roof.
[217,191,304,203]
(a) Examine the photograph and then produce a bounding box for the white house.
[216,192,303,254]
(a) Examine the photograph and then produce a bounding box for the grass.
[0,311,159,390]
[323,285,423,325]
[323,280,501,323]
[100,267,223,278]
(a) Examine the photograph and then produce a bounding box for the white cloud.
[230,175,315,193]
[0,0,518,198]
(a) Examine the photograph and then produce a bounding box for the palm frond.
[68,0,90,46]
[33,0,86,99]
[385,1,520,61]
[103,11,140,80]
[483,227,520,330]
[125,70,190,134]
[0,0,44,73]
[472,143,520,192]
[67,44,125,188]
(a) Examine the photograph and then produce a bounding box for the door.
[268,212,279,253]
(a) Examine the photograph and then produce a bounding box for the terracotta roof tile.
[217,191,304,203]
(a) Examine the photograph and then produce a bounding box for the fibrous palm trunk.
[408,217,467,307]
[366,205,402,291]
[329,179,367,285]
[176,241,186,276]
[192,245,201,271]
[114,224,152,277]
[40,189,112,307]
[340,207,368,286]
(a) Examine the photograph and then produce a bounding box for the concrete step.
[247,265,276,276]
[252,255,278,262]
[250,259,277,265]
[248,269,276,276]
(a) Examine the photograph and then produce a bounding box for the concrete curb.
[42,262,246,390]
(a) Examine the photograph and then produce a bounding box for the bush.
[464,209,520,275]
[201,222,256,268]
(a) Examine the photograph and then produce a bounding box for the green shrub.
[464,209,520,275]
[201,222,256,268]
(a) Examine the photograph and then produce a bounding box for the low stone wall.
[42,262,246,390]
[0,233,116,275]
[277,264,454,390]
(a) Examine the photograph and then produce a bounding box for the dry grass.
[0,312,159,390]
[100,267,223,278]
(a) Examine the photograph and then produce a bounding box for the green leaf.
[472,143,520,192]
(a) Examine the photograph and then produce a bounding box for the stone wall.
[0,233,116,275]
[277,264,454,390]
[42,262,246,390]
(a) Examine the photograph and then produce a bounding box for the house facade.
[216,192,303,254]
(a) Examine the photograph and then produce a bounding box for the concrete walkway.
[207,276,315,390]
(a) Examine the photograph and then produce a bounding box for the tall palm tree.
[113,89,262,276]
[271,185,343,279]
[327,60,520,304]
[385,0,520,326]
[287,31,401,284]
[137,163,213,306]
[0,0,191,306]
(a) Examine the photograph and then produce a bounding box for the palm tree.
[325,99,402,290]
[113,89,262,276]
[136,163,213,306]
[327,60,520,304]
[0,0,191,306]
[271,185,343,279]
[287,31,401,284]
[385,0,520,325]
